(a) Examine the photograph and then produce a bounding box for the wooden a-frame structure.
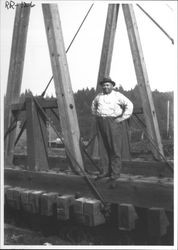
[4,3,164,175]
[4,4,84,173]
[95,4,164,160]
[3,6,173,239]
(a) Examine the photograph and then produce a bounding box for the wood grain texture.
[122,4,164,160]
[42,4,83,173]
[26,97,49,171]
[4,168,173,211]
[13,155,173,178]
[4,5,31,164]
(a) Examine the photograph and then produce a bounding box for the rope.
[41,3,94,97]
[132,114,173,173]
[136,4,174,45]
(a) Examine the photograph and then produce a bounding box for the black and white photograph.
[0,0,177,248]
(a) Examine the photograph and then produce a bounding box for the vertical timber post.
[4,5,31,165]
[122,4,164,160]
[167,100,170,138]
[26,97,49,171]
[42,4,84,174]
[96,4,119,92]
[91,4,131,160]
[89,4,119,158]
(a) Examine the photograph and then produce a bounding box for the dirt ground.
[4,223,71,246]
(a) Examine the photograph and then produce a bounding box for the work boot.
[95,172,110,180]
[110,173,120,180]
[86,170,100,176]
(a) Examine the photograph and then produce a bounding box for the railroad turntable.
[3,2,174,247]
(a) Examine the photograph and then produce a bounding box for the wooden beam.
[11,99,143,114]
[42,4,83,174]
[11,99,58,112]
[4,5,30,164]
[26,97,49,171]
[121,121,131,160]
[4,168,173,211]
[89,4,130,160]
[147,207,169,244]
[13,155,173,178]
[96,4,119,91]
[92,4,131,160]
[122,4,164,160]
[117,203,138,231]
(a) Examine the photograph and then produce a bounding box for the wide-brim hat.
[99,77,115,87]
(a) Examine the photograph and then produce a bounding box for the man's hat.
[99,77,115,87]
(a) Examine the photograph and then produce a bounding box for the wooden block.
[4,185,12,196]
[118,203,138,231]
[28,190,44,214]
[72,197,88,224]
[20,189,37,212]
[20,189,44,214]
[83,199,105,226]
[147,207,169,243]
[4,185,12,205]
[40,192,58,216]
[6,187,26,210]
[56,194,75,220]
[4,185,12,193]
[73,197,106,226]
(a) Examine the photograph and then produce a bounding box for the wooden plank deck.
[13,154,173,178]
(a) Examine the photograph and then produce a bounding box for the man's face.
[102,82,113,94]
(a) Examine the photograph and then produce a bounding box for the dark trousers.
[96,116,123,175]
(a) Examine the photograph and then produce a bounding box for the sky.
[0,1,177,97]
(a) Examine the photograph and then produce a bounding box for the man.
[91,77,133,179]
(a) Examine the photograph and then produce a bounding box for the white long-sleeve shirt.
[91,90,133,122]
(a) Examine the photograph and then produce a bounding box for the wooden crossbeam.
[13,155,173,178]
[11,99,58,111]
[4,168,173,211]
[11,99,143,114]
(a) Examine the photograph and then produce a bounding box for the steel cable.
[136,4,174,45]
[132,114,173,173]
[33,96,108,207]
[41,3,94,97]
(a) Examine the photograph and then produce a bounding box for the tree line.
[18,86,174,142]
